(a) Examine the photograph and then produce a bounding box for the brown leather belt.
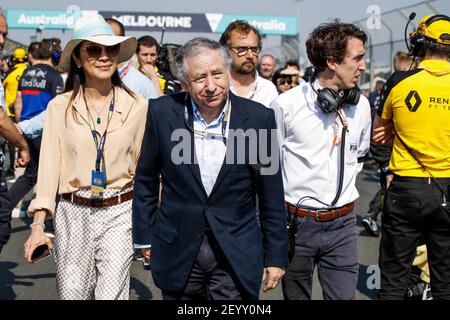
[61,190,133,208]
[285,201,354,222]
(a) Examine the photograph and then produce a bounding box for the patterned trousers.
[54,188,134,300]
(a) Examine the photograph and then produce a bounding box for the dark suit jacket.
[132,92,288,299]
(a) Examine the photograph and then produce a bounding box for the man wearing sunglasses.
[219,20,278,108]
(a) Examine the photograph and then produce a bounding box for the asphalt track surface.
[0,163,381,300]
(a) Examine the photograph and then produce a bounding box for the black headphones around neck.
[309,76,361,113]
[409,14,450,57]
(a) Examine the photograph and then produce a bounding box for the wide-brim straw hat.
[59,14,137,72]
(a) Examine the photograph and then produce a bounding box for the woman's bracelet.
[29,222,45,230]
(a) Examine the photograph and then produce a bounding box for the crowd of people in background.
[0,10,449,301]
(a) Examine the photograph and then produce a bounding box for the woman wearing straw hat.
[23,14,148,300]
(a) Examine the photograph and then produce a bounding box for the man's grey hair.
[260,53,276,61]
[172,37,231,84]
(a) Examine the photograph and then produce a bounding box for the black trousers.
[162,230,253,300]
[8,136,41,208]
[0,157,12,253]
[368,160,390,219]
[379,175,450,300]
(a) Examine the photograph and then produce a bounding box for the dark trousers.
[6,143,16,176]
[379,175,450,300]
[162,230,252,300]
[368,160,389,220]
[0,162,12,253]
[282,211,358,300]
[8,136,41,208]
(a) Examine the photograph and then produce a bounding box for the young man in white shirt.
[271,22,371,300]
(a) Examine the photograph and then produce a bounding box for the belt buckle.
[314,209,329,222]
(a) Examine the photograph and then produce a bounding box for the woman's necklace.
[86,91,113,125]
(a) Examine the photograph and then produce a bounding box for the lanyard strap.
[119,61,131,80]
[394,128,447,201]
[184,100,230,145]
[82,87,115,172]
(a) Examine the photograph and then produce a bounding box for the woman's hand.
[24,219,53,263]
[24,226,53,263]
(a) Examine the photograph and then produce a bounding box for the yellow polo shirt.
[154,65,167,92]
[2,62,28,117]
[378,59,450,177]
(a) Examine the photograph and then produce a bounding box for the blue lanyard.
[83,87,115,172]
[184,101,230,145]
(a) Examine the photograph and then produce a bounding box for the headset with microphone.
[309,73,361,113]
[406,13,450,58]
[303,72,361,208]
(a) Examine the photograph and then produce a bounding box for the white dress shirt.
[230,72,278,108]
[191,98,230,196]
[270,80,371,208]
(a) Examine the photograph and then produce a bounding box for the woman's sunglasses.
[277,79,292,86]
[83,44,120,59]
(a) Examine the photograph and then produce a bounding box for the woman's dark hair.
[306,23,367,72]
[272,68,292,93]
[64,42,135,122]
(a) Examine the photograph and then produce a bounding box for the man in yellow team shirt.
[2,47,27,118]
[373,14,450,300]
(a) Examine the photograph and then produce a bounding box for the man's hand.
[372,115,394,145]
[372,124,394,144]
[141,248,151,262]
[12,123,29,167]
[139,64,158,81]
[262,267,285,292]
[139,64,163,97]
[16,146,30,167]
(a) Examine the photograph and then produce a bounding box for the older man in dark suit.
[132,37,287,300]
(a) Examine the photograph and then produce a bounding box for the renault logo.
[405,91,422,112]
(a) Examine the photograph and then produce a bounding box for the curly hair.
[306,23,367,72]
[219,20,262,48]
